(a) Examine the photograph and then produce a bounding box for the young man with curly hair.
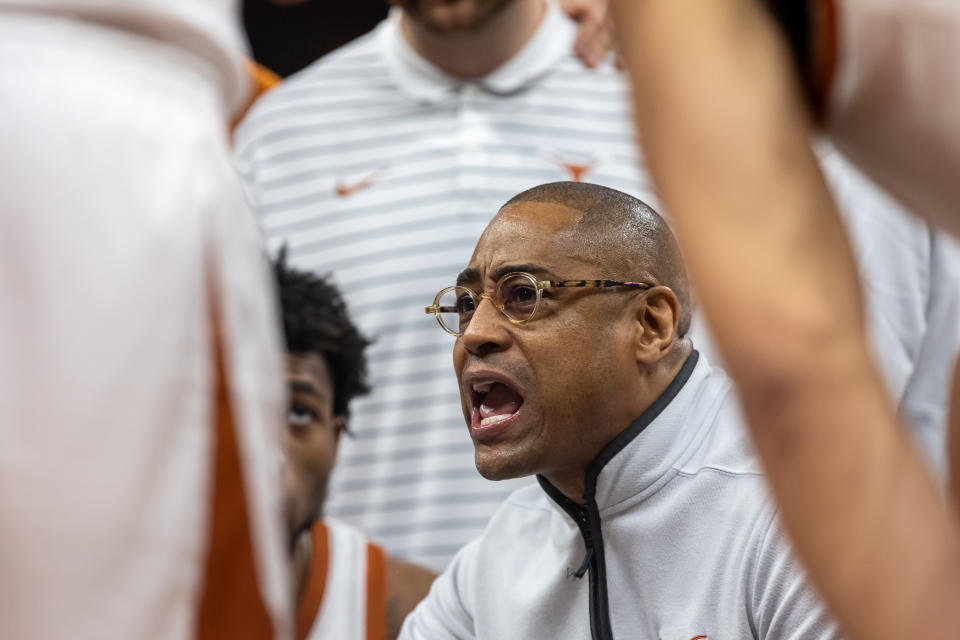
[273,250,435,640]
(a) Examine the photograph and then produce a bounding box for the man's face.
[393,0,516,34]
[453,202,641,484]
[282,353,344,536]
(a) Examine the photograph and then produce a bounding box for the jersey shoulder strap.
[299,519,388,640]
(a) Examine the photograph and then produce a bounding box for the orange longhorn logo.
[548,153,597,182]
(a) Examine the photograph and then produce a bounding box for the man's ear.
[633,286,680,364]
[333,415,348,447]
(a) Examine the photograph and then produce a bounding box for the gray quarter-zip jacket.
[400,352,843,640]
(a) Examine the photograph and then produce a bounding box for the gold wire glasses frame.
[424,271,653,337]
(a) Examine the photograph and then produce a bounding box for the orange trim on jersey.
[247,60,282,99]
[296,522,330,640]
[195,301,274,639]
[365,542,388,640]
[231,60,282,134]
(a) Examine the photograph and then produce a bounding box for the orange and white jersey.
[826,0,960,232]
[297,519,388,640]
[0,7,289,640]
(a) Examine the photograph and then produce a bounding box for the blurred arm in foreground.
[609,1,960,639]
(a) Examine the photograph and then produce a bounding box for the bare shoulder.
[386,557,437,640]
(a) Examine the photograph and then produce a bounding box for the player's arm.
[818,1,960,234]
[766,0,960,235]
[386,557,436,640]
[609,1,960,638]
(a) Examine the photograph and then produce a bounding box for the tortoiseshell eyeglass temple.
[544,279,653,289]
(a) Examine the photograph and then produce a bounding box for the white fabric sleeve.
[820,147,960,479]
[398,539,479,640]
[820,147,925,405]
[750,515,846,640]
[898,232,960,479]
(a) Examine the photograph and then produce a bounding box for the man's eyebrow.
[456,268,481,286]
[288,380,328,402]
[489,263,557,282]
[456,264,559,287]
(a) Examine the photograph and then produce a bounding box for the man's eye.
[511,286,537,302]
[503,284,537,304]
[288,406,317,427]
[456,294,476,314]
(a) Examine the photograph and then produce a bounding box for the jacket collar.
[375,1,576,105]
[538,351,733,515]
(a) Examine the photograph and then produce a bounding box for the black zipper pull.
[574,507,594,579]
[573,545,594,579]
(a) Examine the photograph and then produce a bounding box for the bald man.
[610,1,960,639]
[405,182,840,640]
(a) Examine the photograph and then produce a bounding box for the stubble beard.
[404,0,518,36]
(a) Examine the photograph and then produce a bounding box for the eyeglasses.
[424,271,653,337]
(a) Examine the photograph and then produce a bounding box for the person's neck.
[400,0,547,79]
[545,342,694,504]
[291,529,312,606]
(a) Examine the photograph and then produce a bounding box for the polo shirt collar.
[376,1,576,104]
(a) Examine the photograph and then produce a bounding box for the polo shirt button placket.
[457,82,486,210]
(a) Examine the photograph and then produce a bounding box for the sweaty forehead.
[468,202,593,274]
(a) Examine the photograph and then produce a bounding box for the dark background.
[244,0,389,77]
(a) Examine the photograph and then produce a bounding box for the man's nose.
[460,296,512,356]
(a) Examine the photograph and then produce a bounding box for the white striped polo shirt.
[235,2,960,570]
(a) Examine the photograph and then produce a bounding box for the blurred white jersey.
[0,8,288,640]
[0,0,250,114]
[690,141,960,479]
[820,147,960,477]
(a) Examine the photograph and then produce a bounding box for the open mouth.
[470,379,525,435]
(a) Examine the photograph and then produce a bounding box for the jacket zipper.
[579,498,613,640]
[537,476,614,640]
[536,352,700,640]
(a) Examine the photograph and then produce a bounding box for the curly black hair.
[273,246,371,417]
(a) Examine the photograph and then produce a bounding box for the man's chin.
[474,450,536,481]
[412,0,513,34]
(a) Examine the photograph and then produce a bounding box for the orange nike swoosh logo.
[334,169,383,197]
